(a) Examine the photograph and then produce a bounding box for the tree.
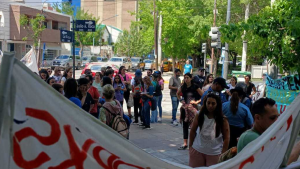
[53,2,101,57]
[220,0,300,74]
[20,13,46,66]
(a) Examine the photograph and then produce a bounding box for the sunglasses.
[48,71,52,73]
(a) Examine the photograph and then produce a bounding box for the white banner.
[0,55,300,169]
[20,48,39,74]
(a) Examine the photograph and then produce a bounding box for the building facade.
[81,0,137,31]
[0,3,71,60]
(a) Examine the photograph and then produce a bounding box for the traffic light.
[202,43,206,53]
[209,27,221,49]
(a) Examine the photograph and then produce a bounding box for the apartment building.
[0,3,71,60]
[81,0,137,31]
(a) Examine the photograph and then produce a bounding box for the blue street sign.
[60,30,73,43]
[75,20,96,32]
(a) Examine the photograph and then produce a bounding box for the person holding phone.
[113,74,127,106]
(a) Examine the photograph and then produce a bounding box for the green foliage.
[53,2,102,56]
[114,24,152,57]
[220,0,300,73]
[20,13,46,47]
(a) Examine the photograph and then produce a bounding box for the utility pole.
[72,19,75,79]
[223,0,231,79]
[154,0,158,70]
[241,3,249,72]
[158,14,162,71]
[210,0,217,75]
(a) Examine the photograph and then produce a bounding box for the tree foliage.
[20,13,45,47]
[53,2,102,57]
[221,0,300,73]
[114,24,152,57]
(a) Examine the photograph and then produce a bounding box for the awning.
[45,43,62,50]
[5,40,27,44]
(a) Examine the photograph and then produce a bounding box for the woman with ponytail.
[222,87,254,149]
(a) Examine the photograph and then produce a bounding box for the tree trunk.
[172,56,175,74]
[242,3,250,72]
[36,38,41,68]
[233,53,237,68]
[79,43,83,58]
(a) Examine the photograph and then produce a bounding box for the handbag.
[150,97,157,111]
[127,93,134,107]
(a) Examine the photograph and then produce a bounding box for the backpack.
[103,104,129,139]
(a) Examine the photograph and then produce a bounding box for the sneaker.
[158,117,162,122]
[173,120,178,126]
[132,121,139,125]
[143,126,152,130]
[139,123,145,127]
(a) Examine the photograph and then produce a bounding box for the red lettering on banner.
[270,137,276,141]
[280,105,286,114]
[49,125,95,169]
[93,146,144,169]
[286,115,293,131]
[239,156,255,169]
[13,108,61,169]
[12,108,145,169]
[261,146,264,152]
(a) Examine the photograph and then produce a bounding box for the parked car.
[162,60,172,72]
[107,57,132,71]
[96,56,108,62]
[144,59,154,70]
[131,57,145,71]
[81,62,122,77]
[81,56,92,67]
[51,55,81,70]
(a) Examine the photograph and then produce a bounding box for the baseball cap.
[198,67,205,71]
[106,66,112,69]
[135,69,142,77]
[155,70,161,75]
[213,77,229,89]
[152,73,158,78]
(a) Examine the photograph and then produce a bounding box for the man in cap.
[193,67,206,89]
[200,77,229,105]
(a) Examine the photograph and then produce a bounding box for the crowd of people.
[37,62,300,168]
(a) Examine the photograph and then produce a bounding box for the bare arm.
[161,82,164,90]
[176,87,182,101]
[189,113,199,148]
[222,118,230,153]
[250,85,257,97]
[288,141,300,165]
[89,104,94,113]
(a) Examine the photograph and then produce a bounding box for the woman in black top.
[244,75,256,98]
[176,73,203,150]
[77,78,94,113]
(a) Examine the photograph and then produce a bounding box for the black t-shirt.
[193,75,206,89]
[181,84,200,104]
[246,82,255,95]
[79,92,94,112]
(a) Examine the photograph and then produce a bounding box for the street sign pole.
[72,20,75,79]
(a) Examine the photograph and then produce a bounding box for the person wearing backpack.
[99,84,129,138]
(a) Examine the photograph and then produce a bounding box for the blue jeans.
[171,96,179,121]
[151,97,158,123]
[157,95,163,118]
[143,100,151,127]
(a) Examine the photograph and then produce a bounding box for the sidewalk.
[129,117,189,166]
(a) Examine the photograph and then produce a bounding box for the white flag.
[20,48,39,74]
[0,54,300,169]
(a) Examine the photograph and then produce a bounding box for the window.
[25,45,31,53]
[44,50,56,60]
[52,21,58,30]
[58,22,67,30]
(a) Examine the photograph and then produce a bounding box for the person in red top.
[86,75,100,118]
